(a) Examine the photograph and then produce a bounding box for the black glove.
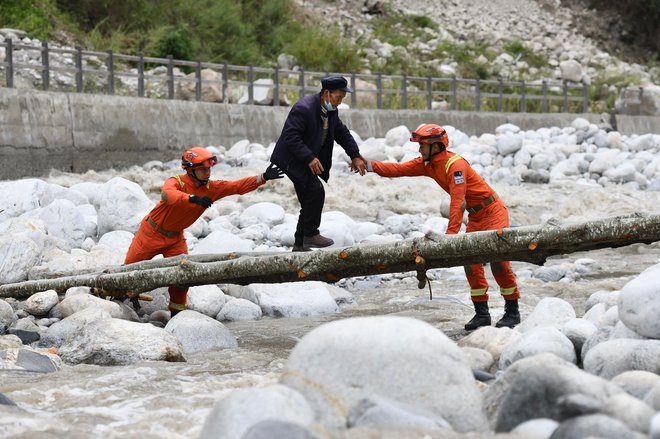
[263,163,285,181]
[189,194,213,208]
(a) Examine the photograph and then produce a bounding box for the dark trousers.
[291,174,325,246]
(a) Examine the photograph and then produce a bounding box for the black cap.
[321,75,353,93]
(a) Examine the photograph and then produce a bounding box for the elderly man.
[270,75,367,252]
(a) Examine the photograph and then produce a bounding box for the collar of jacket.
[424,149,450,165]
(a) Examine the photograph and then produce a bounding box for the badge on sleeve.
[453,171,464,185]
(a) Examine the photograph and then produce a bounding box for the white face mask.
[324,91,336,111]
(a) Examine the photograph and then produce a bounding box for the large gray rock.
[560,318,597,362]
[9,318,41,343]
[0,348,62,373]
[251,282,338,318]
[0,300,14,334]
[165,310,237,353]
[20,199,86,248]
[96,177,153,235]
[280,316,487,433]
[57,318,185,365]
[618,263,660,338]
[0,234,42,284]
[347,394,451,431]
[0,179,52,223]
[200,385,314,439]
[216,298,262,322]
[611,370,660,400]
[55,293,138,321]
[177,68,223,102]
[186,285,227,318]
[510,418,559,438]
[460,346,495,372]
[582,339,660,379]
[242,420,319,439]
[483,353,623,432]
[549,414,641,439]
[457,325,520,363]
[25,290,59,316]
[0,334,23,350]
[580,325,614,359]
[611,320,646,340]
[517,297,576,332]
[499,326,577,369]
[39,307,110,348]
[135,287,169,315]
[602,393,656,434]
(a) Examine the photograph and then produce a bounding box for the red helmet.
[410,124,448,147]
[181,146,218,169]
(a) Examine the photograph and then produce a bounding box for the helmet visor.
[410,132,422,142]
[198,156,218,168]
[410,130,446,143]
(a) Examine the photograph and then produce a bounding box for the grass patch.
[502,39,548,69]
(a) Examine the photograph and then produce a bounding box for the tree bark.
[2,212,660,299]
[28,252,279,279]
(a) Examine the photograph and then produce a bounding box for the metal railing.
[1,40,592,113]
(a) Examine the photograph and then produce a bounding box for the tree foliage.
[590,0,660,52]
[37,0,360,70]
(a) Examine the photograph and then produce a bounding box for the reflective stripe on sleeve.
[173,175,185,187]
[445,155,463,173]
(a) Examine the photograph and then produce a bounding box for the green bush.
[0,0,66,41]
[150,26,194,61]
[55,0,156,32]
[284,28,362,72]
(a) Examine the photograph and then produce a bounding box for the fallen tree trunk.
[27,251,280,279]
[2,212,660,299]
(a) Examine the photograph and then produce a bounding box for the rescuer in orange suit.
[124,146,284,316]
[366,124,520,330]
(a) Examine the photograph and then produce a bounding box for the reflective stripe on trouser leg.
[500,286,518,298]
[491,261,520,300]
[464,263,489,302]
[470,287,488,301]
[168,286,189,312]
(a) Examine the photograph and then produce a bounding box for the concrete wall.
[1,88,658,180]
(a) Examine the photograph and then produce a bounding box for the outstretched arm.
[209,175,265,200]
[368,157,427,178]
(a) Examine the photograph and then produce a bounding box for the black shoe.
[303,234,334,248]
[465,300,491,331]
[292,244,312,252]
[496,300,520,328]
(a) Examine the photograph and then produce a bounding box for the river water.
[1,165,660,438]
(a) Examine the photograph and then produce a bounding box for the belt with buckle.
[466,194,498,215]
[147,217,178,238]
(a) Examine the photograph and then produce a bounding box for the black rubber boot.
[496,299,521,328]
[464,301,491,331]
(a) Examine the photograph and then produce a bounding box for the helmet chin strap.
[425,143,445,162]
[187,168,209,186]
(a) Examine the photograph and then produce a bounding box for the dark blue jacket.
[270,93,360,183]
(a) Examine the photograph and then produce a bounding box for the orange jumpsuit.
[370,150,519,302]
[124,173,265,312]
